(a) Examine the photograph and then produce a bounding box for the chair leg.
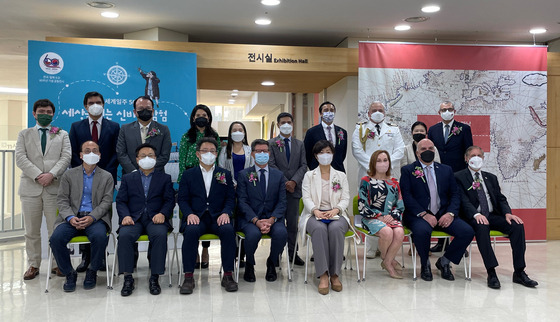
[45,248,53,293]
[286,244,292,282]
[410,238,417,281]
[291,238,298,271]
[304,236,310,284]
[167,246,172,287]
[346,239,353,270]
[466,243,472,281]
[235,237,242,283]
[353,238,360,283]
[105,242,111,290]
[362,234,367,281]
[110,239,119,288]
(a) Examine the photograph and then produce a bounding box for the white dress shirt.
[200,164,215,197]
[88,116,102,135]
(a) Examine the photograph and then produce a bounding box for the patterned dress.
[358,176,404,235]
[178,130,220,182]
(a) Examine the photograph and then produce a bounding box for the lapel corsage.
[367,129,375,140]
[49,126,62,139]
[332,179,341,192]
[275,138,285,152]
[337,129,344,145]
[448,126,462,139]
[146,127,161,139]
[214,172,227,185]
[412,166,426,183]
[247,171,258,186]
[467,178,482,191]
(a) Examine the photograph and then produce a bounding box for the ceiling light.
[261,81,275,86]
[86,2,115,8]
[0,86,28,94]
[529,28,547,34]
[231,92,239,97]
[421,5,440,13]
[394,25,411,31]
[228,99,236,104]
[261,0,281,5]
[405,16,429,23]
[255,18,271,25]
[232,89,239,92]
[101,11,119,18]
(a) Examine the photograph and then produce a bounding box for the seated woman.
[299,140,355,295]
[358,150,405,279]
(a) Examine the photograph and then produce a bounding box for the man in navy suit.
[116,143,175,296]
[178,138,238,294]
[455,146,537,288]
[237,139,287,282]
[304,101,348,172]
[400,139,474,281]
[68,91,120,273]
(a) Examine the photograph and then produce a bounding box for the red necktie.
[92,120,98,143]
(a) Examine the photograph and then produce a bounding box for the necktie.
[284,138,291,163]
[475,172,490,217]
[40,128,48,155]
[259,168,267,197]
[444,124,450,143]
[141,126,147,144]
[426,165,439,214]
[91,120,98,143]
[326,125,334,144]
[375,124,381,135]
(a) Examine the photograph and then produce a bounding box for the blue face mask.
[255,152,269,165]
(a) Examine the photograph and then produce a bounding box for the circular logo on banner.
[39,52,64,75]
[107,65,128,85]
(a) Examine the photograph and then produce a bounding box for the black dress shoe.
[243,263,256,283]
[63,271,78,292]
[149,276,161,295]
[83,269,97,290]
[435,257,455,281]
[121,275,135,296]
[221,274,238,292]
[201,262,209,269]
[180,275,195,294]
[429,243,443,253]
[239,260,246,268]
[420,265,433,281]
[464,250,469,258]
[265,258,277,282]
[76,258,90,273]
[513,271,538,287]
[487,273,501,289]
[99,257,107,272]
[292,254,305,266]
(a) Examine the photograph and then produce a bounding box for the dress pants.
[404,215,474,266]
[306,218,348,278]
[285,194,300,257]
[117,213,169,275]
[181,213,236,272]
[470,213,526,270]
[21,192,58,268]
[243,221,287,266]
[50,220,108,275]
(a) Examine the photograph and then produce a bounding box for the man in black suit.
[455,146,538,288]
[304,101,348,172]
[68,91,120,273]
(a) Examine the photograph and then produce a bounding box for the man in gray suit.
[116,95,171,175]
[269,112,308,266]
[50,141,114,292]
[15,99,71,280]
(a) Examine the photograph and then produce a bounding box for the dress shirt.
[281,135,292,150]
[255,165,270,191]
[35,124,52,139]
[442,119,455,139]
[67,167,97,222]
[321,121,337,146]
[140,121,152,143]
[468,168,494,216]
[88,116,102,135]
[140,170,154,197]
[200,164,216,197]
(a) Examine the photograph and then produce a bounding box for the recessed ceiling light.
[101,11,119,18]
[0,86,28,94]
[394,25,411,31]
[255,18,271,25]
[231,93,239,97]
[405,16,429,23]
[261,81,275,86]
[261,0,281,5]
[529,28,547,34]
[232,89,239,92]
[421,5,440,13]
[86,1,115,9]
[228,99,236,104]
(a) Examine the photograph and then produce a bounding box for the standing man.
[68,91,120,272]
[268,112,307,266]
[116,95,171,175]
[455,146,537,289]
[15,98,71,280]
[50,141,113,292]
[304,101,348,172]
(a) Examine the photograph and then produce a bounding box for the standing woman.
[401,121,441,168]
[358,150,405,279]
[178,104,221,269]
[218,121,254,185]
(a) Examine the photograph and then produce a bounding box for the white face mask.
[317,153,333,166]
[82,152,100,165]
[231,131,245,142]
[201,152,217,166]
[370,111,385,124]
[468,156,484,171]
[88,104,104,116]
[138,156,156,170]
[441,110,454,121]
[279,123,293,135]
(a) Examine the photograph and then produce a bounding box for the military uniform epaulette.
[386,122,398,127]
[356,121,367,125]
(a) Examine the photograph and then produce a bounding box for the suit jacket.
[69,117,120,183]
[303,124,347,172]
[400,160,460,219]
[428,120,473,172]
[116,170,175,231]
[268,136,307,198]
[177,166,235,232]
[55,165,114,230]
[15,126,71,197]
[236,166,287,228]
[116,120,171,174]
[454,168,512,221]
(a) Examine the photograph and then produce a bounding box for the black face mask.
[413,133,426,143]
[420,150,435,163]
[195,117,209,128]
[137,109,152,122]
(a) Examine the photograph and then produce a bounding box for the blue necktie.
[259,168,266,197]
[284,138,291,162]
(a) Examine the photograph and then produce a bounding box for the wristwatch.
[448,212,455,217]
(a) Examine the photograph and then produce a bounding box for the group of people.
[15,93,537,299]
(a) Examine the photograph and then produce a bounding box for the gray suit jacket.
[55,165,114,230]
[15,126,71,197]
[268,135,308,198]
[116,120,172,174]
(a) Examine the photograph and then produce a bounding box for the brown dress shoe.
[24,266,39,280]
[51,267,65,277]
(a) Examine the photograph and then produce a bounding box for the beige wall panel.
[547,218,560,240]
[548,52,560,76]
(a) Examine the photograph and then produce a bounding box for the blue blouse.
[232,153,246,181]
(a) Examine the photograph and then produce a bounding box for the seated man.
[400,138,474,281]
[116,143,175,296]
[455,146,538,288]
[237,139,287,282]
[50,141,114,292]
[178,137,238,294]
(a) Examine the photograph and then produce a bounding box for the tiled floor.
[0,239,557,322]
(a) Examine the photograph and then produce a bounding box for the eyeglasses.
[83,149,100,153]
[139,154,156,158]
[198,149,217,153]
[254,150,269,153]
[440,108,454,112]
